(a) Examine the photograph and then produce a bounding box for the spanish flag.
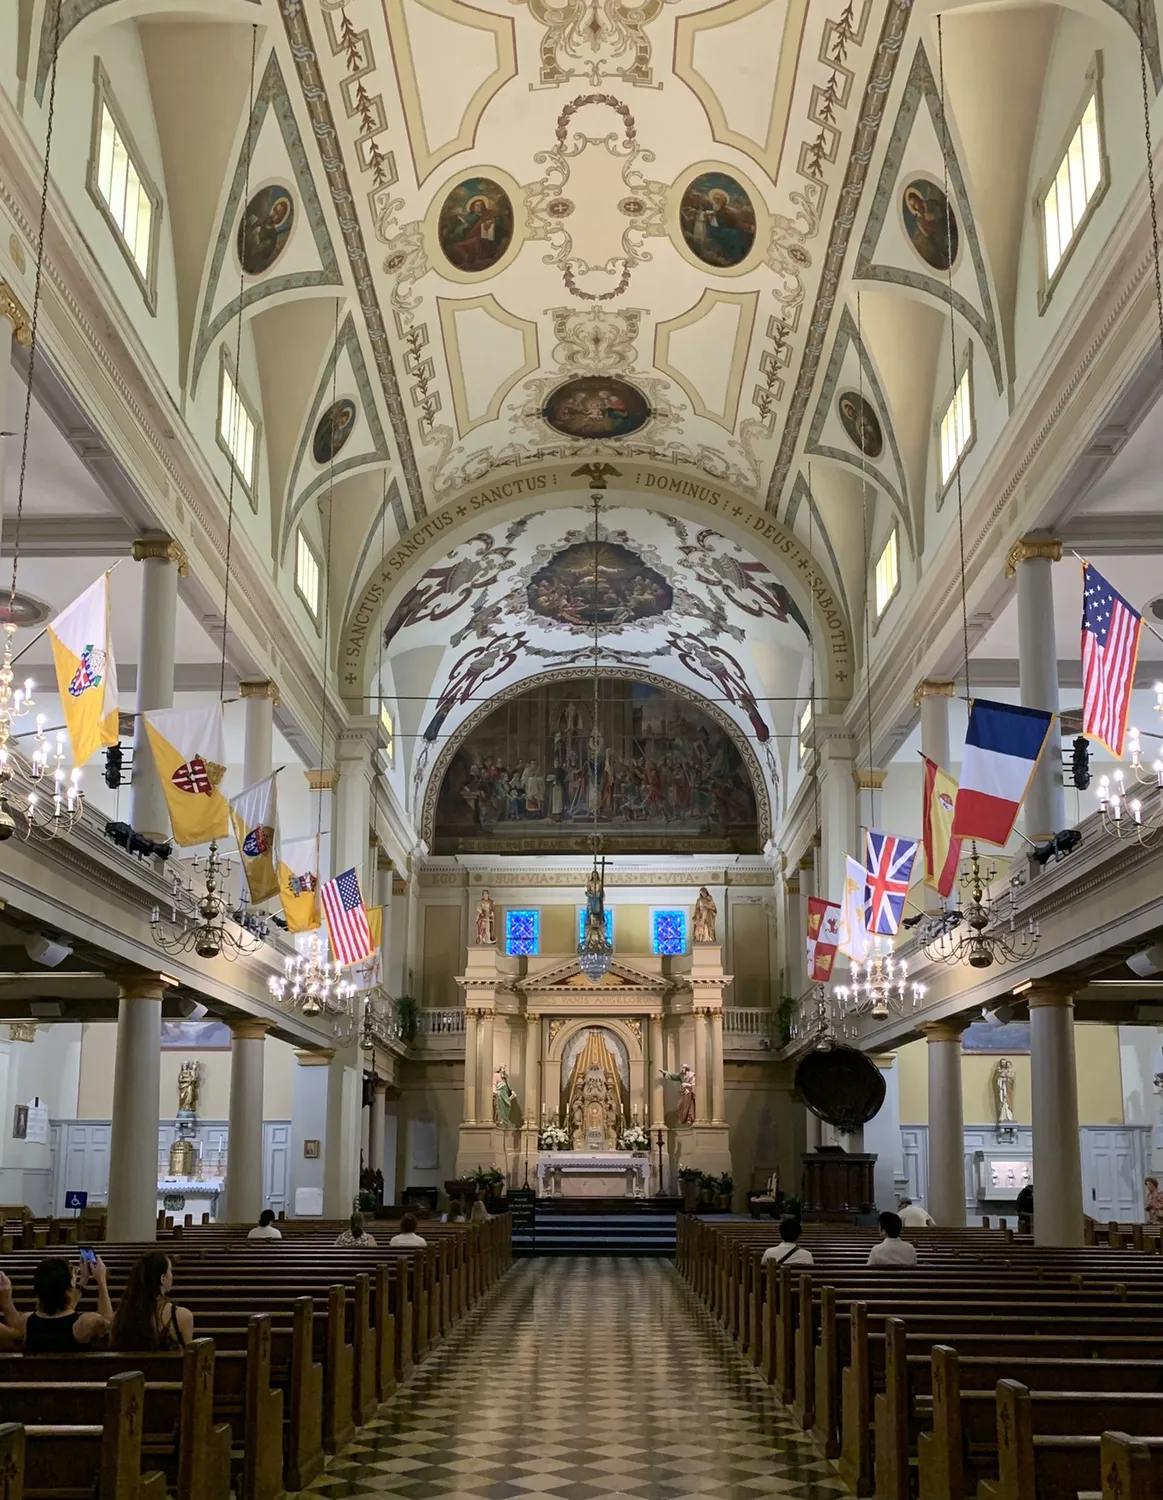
[922,754,962,899]
[143,705,230,847]
[229,772,279,903]
[48,575,119,764]
[277,835,321,932]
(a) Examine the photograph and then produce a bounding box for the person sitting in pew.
[897,1197,935,1228]
[388,1213,428,1248]
[0,1255,112,1350]
[335,1212,378,1247]
[248,1209,283,1240]
[110,1250,194,1351]
[761,1217,814,1268]
[470,1199,490,1224]
[866,1211,918,1267]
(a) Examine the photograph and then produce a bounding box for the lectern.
[801,1146,877,1214]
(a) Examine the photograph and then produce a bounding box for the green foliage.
[355,1190,378,1212]
[777,995,796,1046]
[717,1172,734,1195]
[395,994,419,1044]
[472,1165,504,1192]
[781,1193,803,1219]
[677,1164,702,1183]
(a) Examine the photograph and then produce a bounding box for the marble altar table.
[537,1150,650,1198]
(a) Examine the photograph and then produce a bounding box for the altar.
[157,1177,224,1222]
[537,1151,651,1198]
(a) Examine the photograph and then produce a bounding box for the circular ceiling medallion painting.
[0,591,51,628]
[527,540,672,627]
[438,177,514,273]
[901,177,958,271]
[679,171,757,269]
[237,184,295,275]
[542,377,651,439]
[313,398,357,465]
[837,390,883,459]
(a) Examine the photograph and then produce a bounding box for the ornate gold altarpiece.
[453,943,733,1188]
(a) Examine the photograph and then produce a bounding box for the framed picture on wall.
[303,1139,320,1159]
[11,1104,28,1140]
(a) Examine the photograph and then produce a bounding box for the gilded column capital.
[239,679,280,706]
[1004,535,1062,579]
[913,678,956,708]
[1012,978,1075,1009]
[306,768,338,792]
[0,280,32,346]
[227,1017,272,1040]
[785,876,801,896]
[853,768,888,791]
[132,536,190,578]
[797,853,814,872]
[114,972,176,1002]
[293,1048,335,1066]
[376,850,394,873]
[918,1016,972,1043]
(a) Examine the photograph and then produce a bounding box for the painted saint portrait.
[312,398,357,466]
[434,678,758,855]
[438,177,514,273]
[543,377,651,439]
[237,184,295,276]
[837,390,883,459]
[678,172,757,269]
[527,541,672,627]
[902,177,958,271]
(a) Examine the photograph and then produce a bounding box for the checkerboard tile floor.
[309,1258,847,1500]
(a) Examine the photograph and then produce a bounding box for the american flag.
[321,867,375,967]
[1082,562,1142,757]
[863,829,918,937]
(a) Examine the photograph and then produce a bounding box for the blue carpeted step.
[514,1211,677,1257]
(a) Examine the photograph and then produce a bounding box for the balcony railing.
[418,1008,466,1035]
[722,1007,778,1047]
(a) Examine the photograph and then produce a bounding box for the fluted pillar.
[709,1009,725,1124]
[479,1009,496,1121]
[107,974,171,1241]
[693,1009,710,1123]
[223,1019,270,1223]
[816,723,857,903]
[130,539,185,840]
[0,281,31,534]
[375,853,394,984]
[463,1010,479,1123]
[785,875,804,995]
[405,873,420,993]
[370,1079,387,1175]
[524,1012,541,1131]
[334,724,376,892]
[239,681,277,787]
[919,1018,969,1227]
[1024,982,1084,1245]
[1008,536,1065,842]
[323,1045,361,1219]
[649,1015,665,1126]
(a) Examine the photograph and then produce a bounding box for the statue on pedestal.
[662,1064,696,1125]
[992,1058,1015,1124]
[177,1060,201,1116]
[476,890,496,946]
[493,1066,517,1127]
[693,887,718,944]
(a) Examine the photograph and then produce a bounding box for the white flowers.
[619,1124,650,1152]
[539,1123,571,1150]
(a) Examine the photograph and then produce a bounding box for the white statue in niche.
[992,1058,1015,1124]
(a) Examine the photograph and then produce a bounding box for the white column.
[479,1009,496,1120]
[1012,537,1065,842]
[289,1049,331,1216]
[649,1015,665,1126]
[405,874,420,994]
[130,540,183,841]
[223,1019,269,1223]
[1026,983,1084,1246]
[106,975,169,1242]
[370,1080,387,1175]
[694,1009,710,1124]
[334,726,375,892]
[524,1012,541,1132]
[816,724,856,904]
[709,1008,725,1124]
[921,1019,968,1227]
[0,283,30,535]
[239,681,276,787]
[804,1106,821,1152]
[785,875,804,996]
[375,854,394,989]
[463,1009,479,1123]
[306,769,338,876]
[855,769,886,846]
[323,1045,361,1219]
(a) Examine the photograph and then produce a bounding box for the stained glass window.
[505,909,540,956]
[652,909,687,956]
[578,908,614,947]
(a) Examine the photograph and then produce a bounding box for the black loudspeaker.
[794,1045,886,1132]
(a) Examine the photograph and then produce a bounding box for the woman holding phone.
[0,1253,113,1349]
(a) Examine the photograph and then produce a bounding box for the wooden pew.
[0,1425,20,1500]
[19,1372,168,1500]
[1101,1433,1163,1500]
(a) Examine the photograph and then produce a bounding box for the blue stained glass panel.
[578,908,614,947]
[652,909,687,955]
[505,909,540,956]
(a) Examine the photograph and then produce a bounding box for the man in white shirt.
[247,1209,282,1240]
[388,1211,428,1248]
[897,1198,935,1228]
[761,1218,814,1267]
[866,1210,918,1267]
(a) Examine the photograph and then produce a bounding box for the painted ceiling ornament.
[678,172,757,269]
[836,389,883,458]
[375,198,430,329]
[524,94,668,301]
[312,398,358,466]
[512,0,677,88]
[901,176,958,271]
[665,631,771,743]
[527,538,672,626]
[238,184,295,275]
[437,177,515,273]
[383,530,524,648]
[542,375,652,439]
[669,522,811,638]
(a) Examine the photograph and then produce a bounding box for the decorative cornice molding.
[239,680,280,705]
[913,678,956,707]
[305,769,338,792]
[294,1048,335,1065]
[1004,535,1063,580]
[854,768,887,790]
[785,877,801,896]
[7,1021,38,1042]
[132,536,189,578]
[0,279,31,345]
[917,1017,972,1042]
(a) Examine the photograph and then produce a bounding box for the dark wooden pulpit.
[802,1146,877,1214]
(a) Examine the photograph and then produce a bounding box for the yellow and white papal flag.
[351,906,383,990]
[837,854,872,964]
[143,705,230,847]
[48,574,119,764]
[229,772,280,903]
[277,834,322,933]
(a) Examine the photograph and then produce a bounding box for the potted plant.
[678,1164,701,1212]
[354,1189,378,1213]
[698,1171,716,1206]
[716,1172,734,1211]
[395,993,419,1045]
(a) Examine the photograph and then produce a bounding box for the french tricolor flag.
[950,699,1055,847]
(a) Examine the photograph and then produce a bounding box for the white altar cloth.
[537,1151,650,1199]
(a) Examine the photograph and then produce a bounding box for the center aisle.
[310,1258,846,1500]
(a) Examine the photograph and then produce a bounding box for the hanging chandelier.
[151,841,264,961]
[1094,728,1163,844]
[915,844,1039,969]
[0,626,84,841]
[576,489,614,984]
[832,936,925,1019]
[269,933,362,1041]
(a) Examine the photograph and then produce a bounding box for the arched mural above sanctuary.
[428,675,762,856]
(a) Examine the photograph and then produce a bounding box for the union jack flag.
[863,829,919,937]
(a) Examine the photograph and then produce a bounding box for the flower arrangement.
[539,1123,571,1150]
[618,1123,650,1152]
[677,1163,702,1183]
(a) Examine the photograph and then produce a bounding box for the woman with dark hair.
[334,1212,377,1247]
[111,1251,194,1351]
[0,1255,112,1350]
